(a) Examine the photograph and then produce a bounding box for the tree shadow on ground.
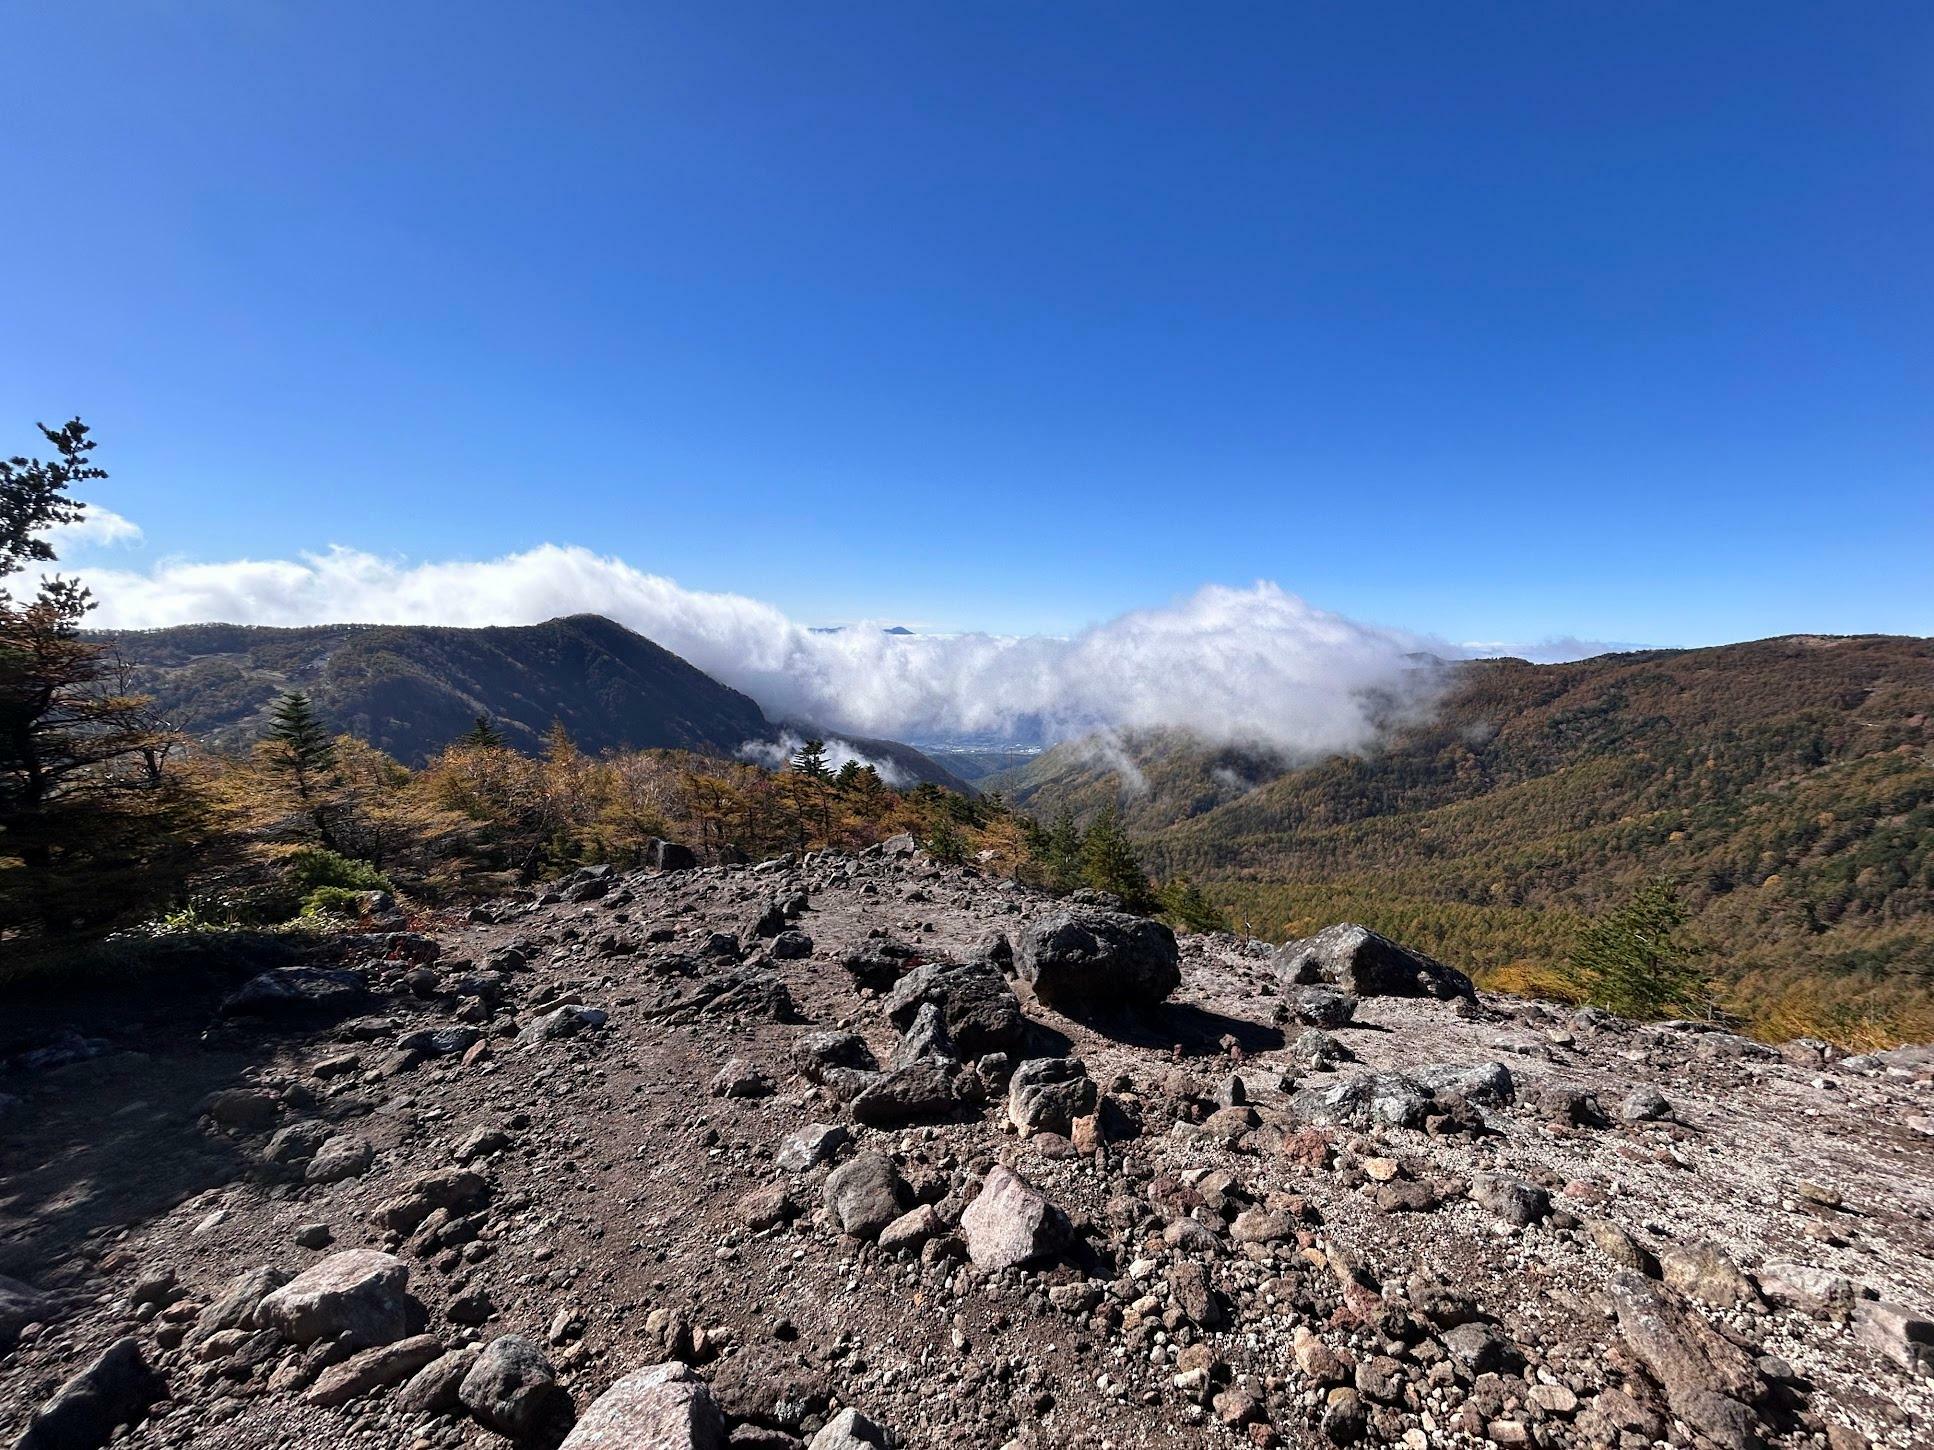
[0,935,347,1289]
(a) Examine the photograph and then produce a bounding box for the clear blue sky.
[4,2,1929,644]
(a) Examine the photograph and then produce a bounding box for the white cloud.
[43,505,144,551]
[736,730,912,788]
[75,542,1438,756]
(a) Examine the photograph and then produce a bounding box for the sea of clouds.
[61,533,1617,756]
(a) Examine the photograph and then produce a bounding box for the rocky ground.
[2,844,1931,1450]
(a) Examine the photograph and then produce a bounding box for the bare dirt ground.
[2,848,1930,1450]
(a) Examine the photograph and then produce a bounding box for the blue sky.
[4,1,1930,647]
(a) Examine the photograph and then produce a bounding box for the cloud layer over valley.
[71,541,1458,756]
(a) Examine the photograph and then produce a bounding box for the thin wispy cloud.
[74,538,1436,756]
[43,505,144,551]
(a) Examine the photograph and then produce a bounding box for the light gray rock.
[257,1250,417,1348]
[1276,923,1473,1000]
[558,1361,726,1448]
[961,1164,1069,1271]
[810,1407,892,1449]
[822,1153,911,1240]
[775,1122,849,1172]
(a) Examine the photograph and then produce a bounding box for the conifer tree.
[1161,875,1229,933]
[459,714,505,749]
[1080,805,1155,912]
[790,738,832,782]
[262,691,341,849]
[0,419,197,936]
[1565,878,1711,1020]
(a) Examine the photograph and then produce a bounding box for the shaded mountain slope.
[97,615,969,789]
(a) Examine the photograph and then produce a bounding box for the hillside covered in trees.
[93,614,970,789]
[994,635,1934,1042]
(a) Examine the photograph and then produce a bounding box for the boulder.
[200,1088,279,1133]
[1015,909,1180,1010]
[1470,1174,1550,1227]
[257,1249,418,1347]
[1289,986,1357,1029]
[558,1361,726,1448]
[305,1333,445,1407]
[9,1337,163,1450]
[775,1122,850,1172]
[396,1348,478,1415]
[710,1058,776,1099]
[460,1334,575,1440]
[1607,1272,1765,1449]
[883,960,1025,1057]
[1275,924,1473,1000]
[961,1164,1070,1270]
[1410,1061,1515,1107]
[521,1004,609,1046]
[823,1153,911,1240]
[1008,1057,1098,1137]
[1659,1242,1759,1309]
[809,1408,892,1449]
[219,966,369,1017]
[191,1266,288,1342]
[1852,1299,1934,1377]
[791,1032,877,1082]
[1292,1071,1430,1130]
[649,838,699,872]
[370,1169,490,1233]
[849,1062,961,1127]
[890,1002,956,1067]
[306,1135,375,1184]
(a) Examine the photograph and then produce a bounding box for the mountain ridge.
[991,633,1934,1030]
[94,613,972,791]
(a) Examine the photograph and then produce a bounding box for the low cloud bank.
[75,541,1437,756]
[737,730,912,788]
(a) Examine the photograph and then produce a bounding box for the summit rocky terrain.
[2,846,1930,1449]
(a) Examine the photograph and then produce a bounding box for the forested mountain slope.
[96,614,969,789]
[997,635,1934,1033]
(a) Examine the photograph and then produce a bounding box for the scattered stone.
[305,1333,444,1407]
[1007,1056,1097,1137]
[960,1165,1069,1270]
[459,1334,575,1440]
[823,1153,912,1240]
[558,1361,726,1449]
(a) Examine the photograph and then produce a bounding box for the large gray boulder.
[219,966,368,1017]
[883,959,1024,1058]
[848,1062,960,1127]
[1275,923,1473,1000]
[558,1361,726,1448]
[1014,909,1180,1010]
[256,1249,418,1348]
